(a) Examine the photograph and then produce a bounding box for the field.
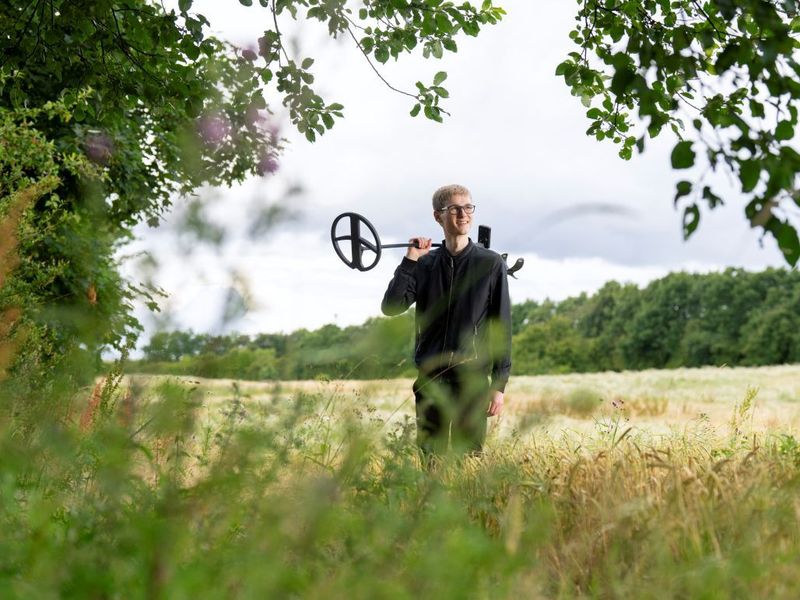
[6,365,800,598]
[158,363,800,438]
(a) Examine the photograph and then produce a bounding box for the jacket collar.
[441,238,475,262]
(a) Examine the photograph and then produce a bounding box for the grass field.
[138,363,800,439]
[8,365,800,598]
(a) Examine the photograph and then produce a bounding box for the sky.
[120,0,787,346]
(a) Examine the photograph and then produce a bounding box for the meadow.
[4,365,800,597]
[167,363,800,439]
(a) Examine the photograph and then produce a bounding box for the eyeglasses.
[438,204,476,215]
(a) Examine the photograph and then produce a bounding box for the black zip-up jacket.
[381,239,512,392]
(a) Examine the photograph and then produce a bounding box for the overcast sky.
[121,0,787,346]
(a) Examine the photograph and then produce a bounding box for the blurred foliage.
[129,267,800,380]
[560,0,800,265]
[130,311,418,380]
[3,362,800,596]
[0,99,142,427]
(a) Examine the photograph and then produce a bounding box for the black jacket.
[381,239,512,392]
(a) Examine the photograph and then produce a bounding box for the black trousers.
[412,365,490,456]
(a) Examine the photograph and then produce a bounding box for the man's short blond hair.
[432,184,471,211]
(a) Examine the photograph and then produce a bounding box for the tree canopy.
[559,0,800,265]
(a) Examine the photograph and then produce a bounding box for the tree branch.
[344,22,419,101]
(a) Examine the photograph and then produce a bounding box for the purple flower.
[256,154,279,176]
[197,114,231,146]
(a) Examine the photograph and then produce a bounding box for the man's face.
[435,194,473,237]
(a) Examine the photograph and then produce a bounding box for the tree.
[513,315,592,374]
[0,0,504,390]
[578,280,641,370]
[741,274,800,364]
[622,272,700,368]
[559,0,800,265]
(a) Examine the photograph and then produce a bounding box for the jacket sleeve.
[489,259,512,392]
[381,257,418,316]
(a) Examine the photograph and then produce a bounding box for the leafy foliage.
[0,99,143,419]
[0,0,503,397]
[558,0,800,264]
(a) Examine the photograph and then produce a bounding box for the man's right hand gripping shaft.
[407,237,432,261]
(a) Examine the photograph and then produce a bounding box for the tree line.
[128,267,800,381]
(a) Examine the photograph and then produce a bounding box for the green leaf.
[556,60,577,78]
[715,43,740,72]
[442,39,457,52]
[777,222,800,266]
[671,141,695,169]
[375,46,390,64]
[433,71,447,85]
[702,186,724,208]
[682,204,700,239]
[775,121,794,141]
[301,57,314,69]
[749,100,765,118]
[422,15,436,36]
[610,67,635,95]
[179,0,193,12]
[410,104,421,117]
[239,0,253,6]
[739,160,761,193]
[436,13,452,34]
[674,180,692,205]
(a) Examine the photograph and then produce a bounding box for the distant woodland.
[127,268,800,380]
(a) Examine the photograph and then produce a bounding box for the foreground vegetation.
[4,366,800,597]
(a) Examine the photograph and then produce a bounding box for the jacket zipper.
[442,255,454,366]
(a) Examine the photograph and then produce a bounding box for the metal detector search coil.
[330,212,441,272]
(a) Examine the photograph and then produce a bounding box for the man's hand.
[487,390,504,417]
[406,237,432,261]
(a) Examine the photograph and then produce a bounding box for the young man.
[381,184,512,456]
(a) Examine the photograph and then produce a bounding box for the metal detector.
[330,212,524,277]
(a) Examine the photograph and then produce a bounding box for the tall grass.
[3,367,800,598]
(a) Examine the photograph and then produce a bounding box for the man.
[381,184,512,456]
